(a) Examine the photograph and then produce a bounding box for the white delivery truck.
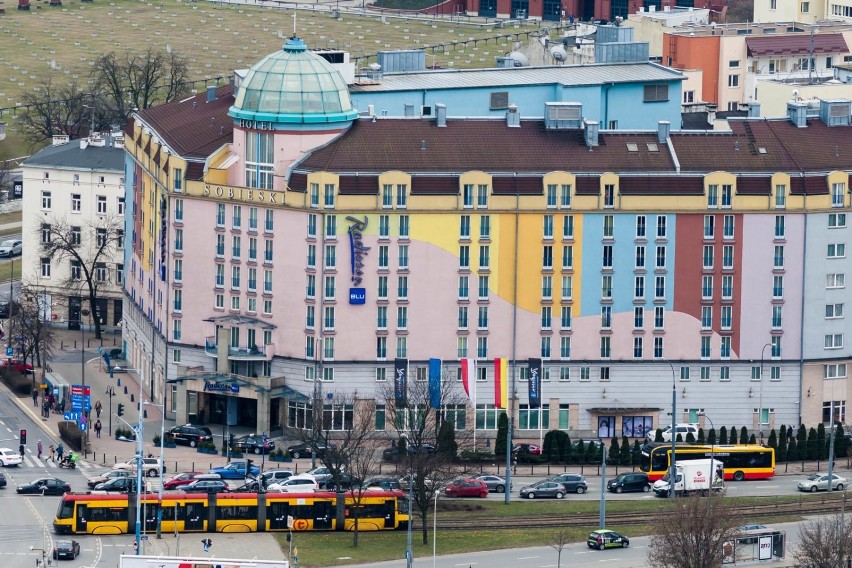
[652,458,725,497]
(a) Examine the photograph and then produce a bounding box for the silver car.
[0,240,21,257]
[474,474,511,493]
[797,473,847,492]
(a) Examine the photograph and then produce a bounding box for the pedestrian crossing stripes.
[16,453,95,469]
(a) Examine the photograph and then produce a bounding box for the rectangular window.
[480,215,491,239]
[601,306,612,329]
[399,215,410,238]
[656,215,667,238]
[562,245,573,270]
[721,305,732,330]
[602,245,613,268]
[544,215,554,240]
[825,334,844,349]
[477,336,488,358]
[71,193,81,212]
[41,258,51,278]
[173,319,182,341]
[546,184,557,208]
[478,275,489,300]
[634,275,645,299]
[654,306,665,329]
[775,184,786,209]
[721,336,731,359]
[654,336,664,359]
[97,195,107,214]
[636,215,646,238]
[476,184,488,208]
[478,245,489,269]
[459,215,470,239]
[601,275,612,299]
[378,245,389,269]
[774,245,784,268]
[541,276,552,300]
[248,207,258,230]
[775,215,785,238]
[562,276,573,300]
[232,205,242,229]
[561,306,572,330]
[656,245,666,269]
[398,276,409,300]
[643,84,669,102]
[41,191,52,210]
[459,245,470,269]
[722,245,734,269]
[306,274,316,298]
[728,74,740,87]
[707,185,718,208]
[70,260,81,280]
[680,366,691,381]
[231,266,241,290]
[722,185,732,209]
[397,306,408,330]
[396,184,408,208]
[634,306,644,329]
[378,276,388,300]
[703,245,714,269]
[723,215,735,239]
[704,215,715,238]
[828,243,847,259]
[827,273,846,288]
[462,184,474,208]
[380,215,391,238]
[399,245,410,270]
[247,268,257,292]
[561,184,572,208]
[722,275,734,299]
[600,336,611,359]
[324,276,336,300]
[635,245,646,269]
[824,364,848,379]
[829,213,847,228]
[633,337,643,359]
[232,236,242,259]
[603,184,615,208]
[701,337,711,359]
[602,215,614,239]
[543,245,554,269]
[655,275,665,299]
[560,337,571,359]
[216,203,226,226]
[826,303,845,319]
[701,306,712,329]
[458,276,470,300]
[457,306,467,330]
[771,336,782,358]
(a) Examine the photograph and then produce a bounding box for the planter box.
[161,443,177,449]
[269,455,293,462]
[197,448,217,455]
[223,451,244,458]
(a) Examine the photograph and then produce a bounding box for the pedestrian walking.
[56,443,64,462]
[94,419,102,439]
[37,440,42,459]
[42,400,49,418]
[94,400,102,418]
[32,388,38,407]
[48,445,54,462]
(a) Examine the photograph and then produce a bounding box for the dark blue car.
[209,461,260,479]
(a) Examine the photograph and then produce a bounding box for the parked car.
[738,524,768,532]
[209,461,260,479]
[88,470,133,489]
[549,473,588,494]
[163,472,221,490]
[0,447,23,466]
[382,443,437,462]
[513,444,542,455]
[444,479,489,498]
[364,477,403,491]
[607,472,650,494]
[0,471,6,488]
[261,470,294,485]
[17,478,71,495]
[319,473,362,491]
[647,423,699,443]
[112,457,164,477]
[473,474,510,493]
[519,480,569,499]
[0,359,34,374]
[571,439,605,452]
[588,529,630,550]
[269,474,319,492]
[287,442,335,459]
[179,479,230,494]
[52,540,80,560]
[0,240,22,257]
[234,434,275,455]
[93,477,149,494]
[797,473,847,492]
[167,425,213,448]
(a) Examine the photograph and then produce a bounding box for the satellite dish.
[368,63,381,71]
[550,45,568,62]
[507,51,529,67]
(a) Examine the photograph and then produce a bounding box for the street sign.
[79,423,87,432]
[140,536,148,541]
[5,347,11,357]
[287,515,294,529]
[63,412,81,421]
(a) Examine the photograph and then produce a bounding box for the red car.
[1,358,33,374]
[513,444,542,455]
[444,479,489,498]
[163,472,206,490]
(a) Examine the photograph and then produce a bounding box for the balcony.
[205,337,274,361]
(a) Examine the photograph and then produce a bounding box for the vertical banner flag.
[494,358,509,409]
[528,358,542,409]
[394,358,408,408]
[460,358,476,404]
[428,358,442,409]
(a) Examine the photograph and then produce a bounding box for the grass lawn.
[0,0,545,157]
[273,495,817,567]
[0,257,22,283]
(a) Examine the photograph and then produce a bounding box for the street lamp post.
[142,401,165,539]
[662,359,677,500]
[312,336,321,469]
[759,343,771,444]
[699,412,716,511]
[105,386,115,436]
[80,307,90,448]
[432,492,438,568]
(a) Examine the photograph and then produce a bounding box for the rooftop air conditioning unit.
[544,102,583,129]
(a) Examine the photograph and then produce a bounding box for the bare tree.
[647,495,741,568]
[18,79,91,146]
[11,283,57,373]
[794,512,852,568]
[92,49,191,127]
[548,528,570,568]
[381,373,473,545]
[38,214,124,339]
[286,391,382,546]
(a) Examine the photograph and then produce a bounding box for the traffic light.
[117,403,125,417]
[246,459,254,476]
[19,429,26,445]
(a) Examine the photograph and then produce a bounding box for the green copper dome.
[229,36,358,126]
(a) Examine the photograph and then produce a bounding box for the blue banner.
[528,358,542,409]
[394,358,408,409]
[428,358,442,408]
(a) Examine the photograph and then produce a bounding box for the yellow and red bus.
[53,490,408,535]
[640,443,775,482]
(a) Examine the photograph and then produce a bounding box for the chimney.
[506,104,520,127]
[79,138,89,150]
[207,85,217,103]
[435,103,447,127]
[404,103,415,118]
[657,120,671,143]
[584,119,599,148]
[367,104,375,117]
[748,102,761,118]
[787,101,808,128]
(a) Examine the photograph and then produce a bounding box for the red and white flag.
[460,358,476,405]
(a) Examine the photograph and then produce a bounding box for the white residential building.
[21,134,126,330]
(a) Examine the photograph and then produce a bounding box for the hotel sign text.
[201,184,287,205]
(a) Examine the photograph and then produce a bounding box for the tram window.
[217,505,258,520]
[57,501,74,519]
[87,507,127,522]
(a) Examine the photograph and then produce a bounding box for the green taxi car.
[587,529,630,550]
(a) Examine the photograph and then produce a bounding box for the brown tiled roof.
[575,177,600,194]
[297,120,675,174]
[288,172,307,192]
[763,119,852,171]
[411,176,458,195]
[185,162,205,181]
[735,176,771,195]
[746,34,848,57]
[339,175,378,195]
[619,176,704,195]
[790,176,829,195]
[492,176,542,195]
[136,84,235,160]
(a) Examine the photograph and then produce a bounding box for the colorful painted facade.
[123,40,851,441]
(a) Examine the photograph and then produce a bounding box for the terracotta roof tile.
[136,84,235,160]
[746,34,848,57]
